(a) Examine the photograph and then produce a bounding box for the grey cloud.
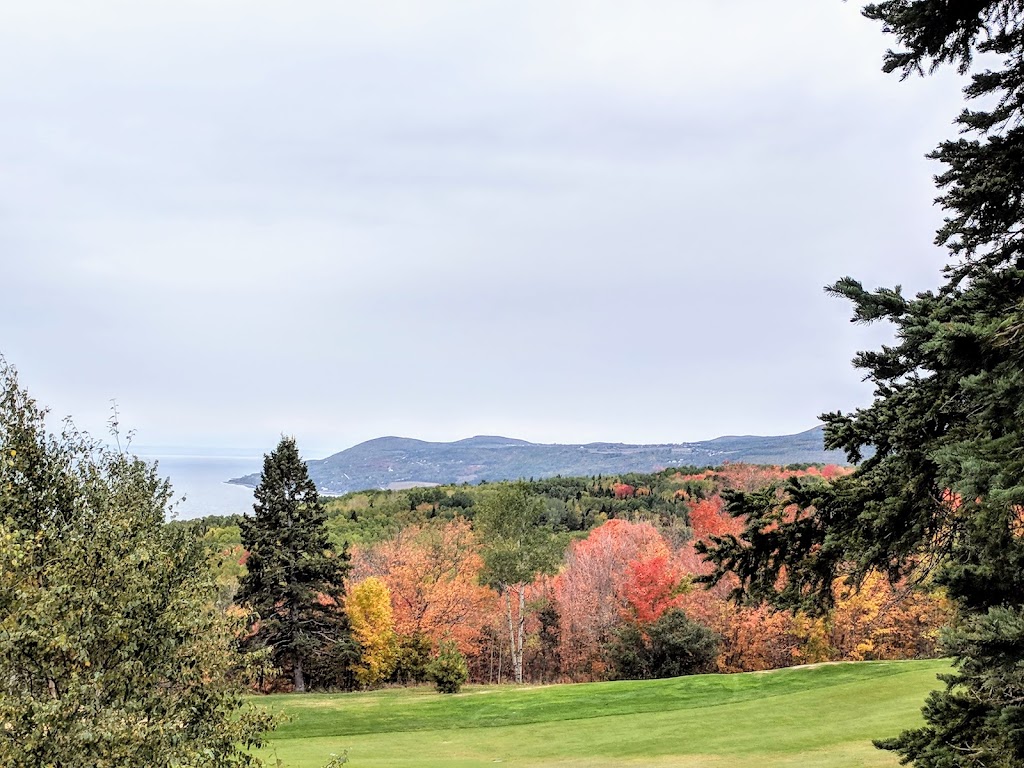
[0,1,964,454]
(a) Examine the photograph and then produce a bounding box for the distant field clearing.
[254,659,946,767]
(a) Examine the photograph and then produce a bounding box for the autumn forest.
[194,457,951,693]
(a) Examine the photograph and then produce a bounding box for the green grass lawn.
[255,659,948,768]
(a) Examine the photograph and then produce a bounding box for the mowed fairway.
[255,659,947,768]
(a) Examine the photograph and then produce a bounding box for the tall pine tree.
[700,2,1024,765]
[237,436,353,692]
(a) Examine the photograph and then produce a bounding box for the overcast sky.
[1,1,965,458]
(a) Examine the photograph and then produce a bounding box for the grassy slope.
[256,659,947,768]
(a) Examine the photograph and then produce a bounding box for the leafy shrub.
[426,640,469,694]
[609,609,719,679]
[0,361,277,766]
[392,632,432,684]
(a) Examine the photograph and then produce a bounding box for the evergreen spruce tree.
[699,2,1024,765]
[237,437,353,692]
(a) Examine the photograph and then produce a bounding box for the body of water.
[140,454,262,521]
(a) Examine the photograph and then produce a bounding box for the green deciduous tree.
[475,483,559,684]
[700,2,1024,765]
[0,360,274,767]
[237,436,354,692]
[391,632,432,685]
[608,609,719,681]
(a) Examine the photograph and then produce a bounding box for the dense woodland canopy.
[193,462,951,690]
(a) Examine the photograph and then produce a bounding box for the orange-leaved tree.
[351,519,494,656]
[553,519,674,679]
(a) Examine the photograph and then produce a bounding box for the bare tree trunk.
[491,630,499,684]
[505,589,519,683]
[504,585,527,684]
[293,653,305,693]
[497,631,504,684]
[516,586,526,684]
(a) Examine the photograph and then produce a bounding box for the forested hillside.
[227,426,848,494]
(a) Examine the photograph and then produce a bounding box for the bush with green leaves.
[0,360,275,767]
[391,632,432,685]
[426,640,469,694]
[609,610,719,680]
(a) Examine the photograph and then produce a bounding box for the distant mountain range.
[227,426,849,495]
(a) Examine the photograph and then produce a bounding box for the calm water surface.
[141,455,262,521]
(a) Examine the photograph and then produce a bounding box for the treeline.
[321,462,845,545]
[193,463,845,552]
[196,460,950,692]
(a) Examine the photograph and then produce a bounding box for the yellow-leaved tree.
[346,577,397,687]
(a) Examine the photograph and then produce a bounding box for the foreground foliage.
[0,361,274,767]
[702,2,1024,764]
